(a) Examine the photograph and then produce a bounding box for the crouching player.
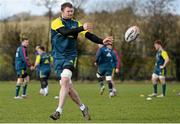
[149,40,169,97]
[14,37,33,99]
[33,46,53,96]
[95,43,117,97]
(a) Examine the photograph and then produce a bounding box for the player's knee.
[17,78,23,85]
[106,76,112,81]
[61,69,72,79]
[159,76,165,84]
[152,74,158,83]
[96,73,101,78]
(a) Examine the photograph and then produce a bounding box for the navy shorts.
[54,57,77,80]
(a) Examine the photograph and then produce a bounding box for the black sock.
[162,84,166,96]
[98,77,104,87]
[153,84,157,94]
[108,81,113,92]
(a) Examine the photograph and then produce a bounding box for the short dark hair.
[154,40,163,46]
[61,2,73,11]
[39,46,45,51]
[22,37,28,41]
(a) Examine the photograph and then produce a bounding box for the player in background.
[95,43,117,97]
[149,40,170,98]
[33,46,53,96]
[14,37,33,99]
[95,44,120,96]
[49,2,113,120]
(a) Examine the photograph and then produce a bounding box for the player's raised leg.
[68,81,90,120]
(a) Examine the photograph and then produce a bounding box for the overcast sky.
[0,0,180,19]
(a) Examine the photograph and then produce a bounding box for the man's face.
[154,43,160,51]
[37,48,43,54]
[23,40,29,47]
[61,7,74,19]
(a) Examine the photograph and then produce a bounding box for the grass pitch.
[0,80,180,123]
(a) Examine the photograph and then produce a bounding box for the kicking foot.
[49,111,60,120]
[81,106,91,120]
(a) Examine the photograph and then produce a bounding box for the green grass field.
[0,80,180,123]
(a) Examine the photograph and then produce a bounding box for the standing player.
[33,46,53,96]
[50,2,113,120]
[149,40,169,97]
[95,43,117,97]
[14,37,32,99]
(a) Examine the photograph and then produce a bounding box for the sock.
[44,87,48,96]
[113,88,117,92]
[56,107,63,114]
[108,81,113,93]
[80,104,86,111]
[45,86,48,93]
[22,84,27,95]
[153,84,157,94]
[15,85,21,97]
[162,84,166,96]
[98,78,104,87]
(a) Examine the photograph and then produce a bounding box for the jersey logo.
[69,60,74,63]
[106,53,112,57]
[71,26,76,29]
[44,59,50,64]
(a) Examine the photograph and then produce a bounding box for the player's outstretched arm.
[56,26,84,37]
[85,32,113,45]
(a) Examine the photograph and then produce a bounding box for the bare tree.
[34,0,59,52]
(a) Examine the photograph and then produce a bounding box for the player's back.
[15,45,27,70]
[39,53,52,71]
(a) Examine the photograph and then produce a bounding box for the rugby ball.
[125,26,140,42]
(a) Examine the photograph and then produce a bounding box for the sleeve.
[161,51,168,60]
[50,56,53,63]
[114,49,120,69]
[96,48,102,63]
[35,55,41,65]
[85,32,103,44]
[21,47,31,67]
[78,21,103,44]
[112,52,117,68]
[51,18,84,37]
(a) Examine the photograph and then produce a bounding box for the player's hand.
[103,36,113,45]
[30,66,35,70]
[115,68,119,73]
[160,65,164,69]
[94,62,97,67]
[83,22,93,31]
